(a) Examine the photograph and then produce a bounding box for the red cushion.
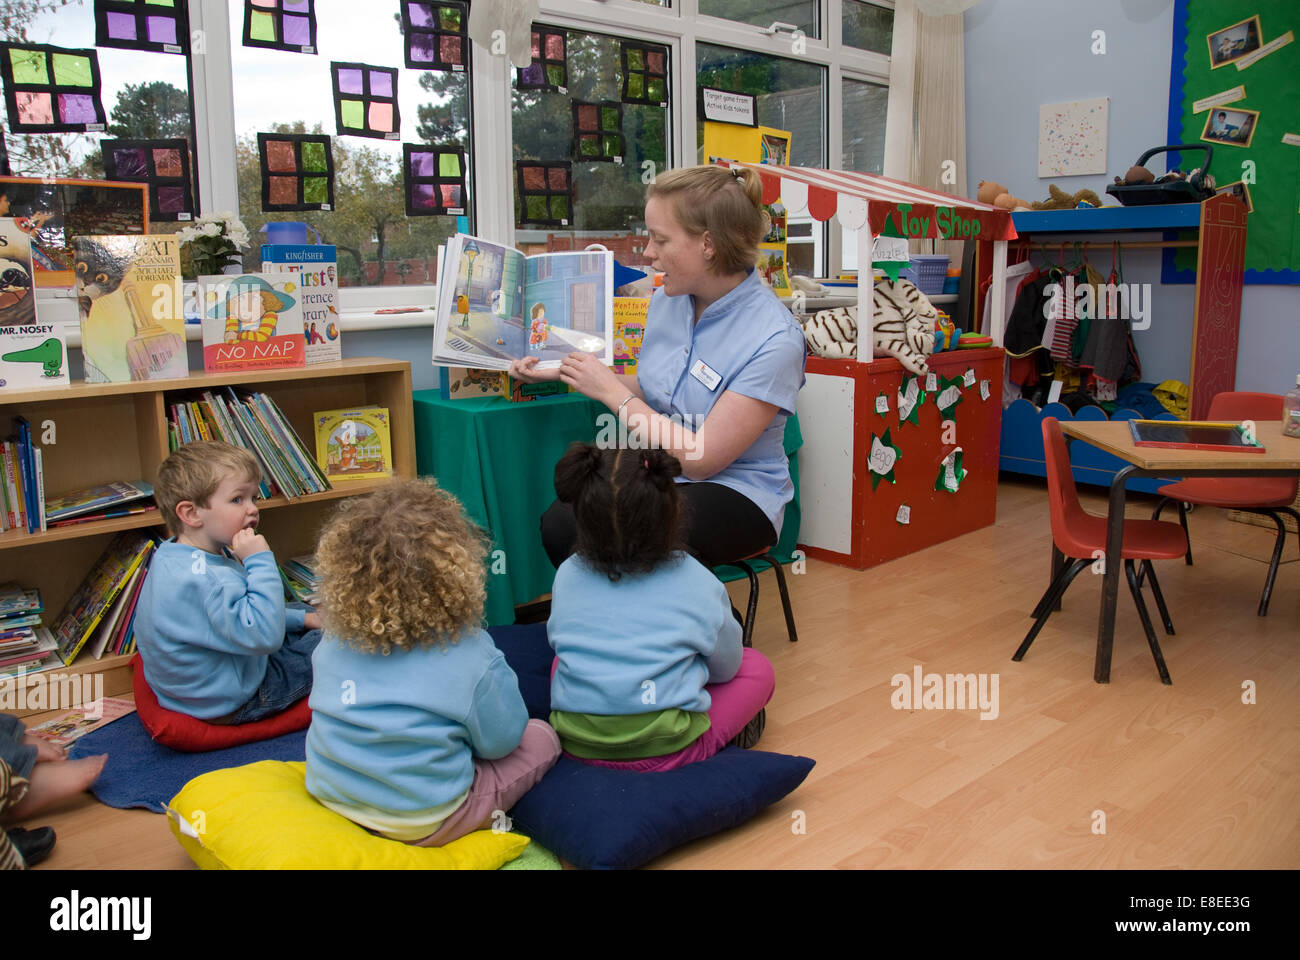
[130,653,311,753]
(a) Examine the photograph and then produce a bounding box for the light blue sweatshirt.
[305,628,528,820]
[548,552,743,716]
[134,540,306,719]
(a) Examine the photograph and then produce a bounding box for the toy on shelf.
[1105,144,1216,206]
[976,179,1031,212]
[798,278,938,374]
[1030,184,1103,210]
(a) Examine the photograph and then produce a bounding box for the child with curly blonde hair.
[305,479,559,845]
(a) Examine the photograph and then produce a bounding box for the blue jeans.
[212,605,322,725]
[0,714,36,779]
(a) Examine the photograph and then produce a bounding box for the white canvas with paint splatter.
[1038,97,1109,177]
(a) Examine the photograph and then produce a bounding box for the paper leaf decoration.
[572,100,624,162]
[331,61,400,140]
[101,138,195,221]
[868,429,900,490]
[0,43,106,133]
[243,0,318,54]
[897,375,924,426]
[935,448,967,494]
[257,132,335,211]
[935,375,964,422]
[401,1,468,72]
[517,28,566,91]
[516,161,571,227]
[620,41,668,106]
[404,144,466,217]
[94,0,188,55]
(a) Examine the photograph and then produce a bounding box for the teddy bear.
[1030,184,1103,210]
[977,180,1031,211]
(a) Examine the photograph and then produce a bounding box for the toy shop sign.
[731,161,1018,241]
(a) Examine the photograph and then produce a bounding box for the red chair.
[1013,418,1189,684]
[1146,392,1299,616]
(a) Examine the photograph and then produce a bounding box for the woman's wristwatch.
[617,393,636,419]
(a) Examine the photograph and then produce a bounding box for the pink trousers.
[557,647,776,773]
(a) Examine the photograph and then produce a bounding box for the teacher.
[510,163,807,569]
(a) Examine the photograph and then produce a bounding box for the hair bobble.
[731,167,745,182]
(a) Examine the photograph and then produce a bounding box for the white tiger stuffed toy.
[799,278,938,375]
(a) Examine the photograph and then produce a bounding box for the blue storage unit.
[1000,398,1179,494]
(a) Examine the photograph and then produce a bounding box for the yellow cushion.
[167,760,529,870]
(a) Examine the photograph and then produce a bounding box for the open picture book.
[433,234,613,371]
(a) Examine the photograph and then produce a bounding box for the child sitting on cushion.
[547,443,776,771]
[305,480,560,846]
[136,441,323,723]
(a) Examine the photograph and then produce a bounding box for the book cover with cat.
[0,217,67,388]
[313,406,393,481]
[199,272,306,373]
[72,235,189,383]
[261,244,342,365]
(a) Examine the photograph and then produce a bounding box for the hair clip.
[731,167,745,181]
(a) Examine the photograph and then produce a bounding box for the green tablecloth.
[413,389,803,625]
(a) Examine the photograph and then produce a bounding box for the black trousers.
[540,481,778,570]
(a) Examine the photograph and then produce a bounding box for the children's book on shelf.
[438,366,506,400]
[314,406,393,481]
[52,532,155,667]
[261,243,342,365]
[0,217,70,388]
[26,699,136,748]
[72,234,189,382]
[612,297,648,376]
[0,583,41,619]
[199,272,306,373]
[43,480,154,523]
[3,416,45,533]
[433,234,613,371]
[0,626,57,677]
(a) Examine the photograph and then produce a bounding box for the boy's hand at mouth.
[231,527,270,561]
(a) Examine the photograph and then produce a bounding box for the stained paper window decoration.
[621,41,668,106]
[401,1,468,72]
[516,161,572,227]
[403,143,466,217]
[243,0,318,54]
[572,101,624,163]
[0,42,107,133]
[257,132,335,211]
[517,28,567,91]
[101,137,195,221]
[331,61,400,140]
[94,0,188,55]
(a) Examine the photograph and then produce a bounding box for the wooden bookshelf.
[0,358,416,717]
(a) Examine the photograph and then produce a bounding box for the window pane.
[842,79,887,173]
[843,1,893,55]
[695,43,825,168]
[4,0,195,235]
[229,0,472,287]
[700,1,818,38]
[512,26,670,266]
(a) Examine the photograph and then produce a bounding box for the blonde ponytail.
[646,164,769,275]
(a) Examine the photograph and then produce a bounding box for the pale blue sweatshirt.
[548,552,744,716]
[134,540,306,719]
[305,628,528,823]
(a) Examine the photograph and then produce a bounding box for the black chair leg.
[760,553,798,643]
[1152,496,1171,521]
[1125,559,1172,685]
[1014,558,1089,662]
[1142,559,1175,635]
[1255,509,1288,617]
[1177,501,1193,566]
[718,561,761,648]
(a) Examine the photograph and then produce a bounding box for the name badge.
[690,359,722,391]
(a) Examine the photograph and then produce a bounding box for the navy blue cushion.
[509,749,814,870]
[488,622,553,720]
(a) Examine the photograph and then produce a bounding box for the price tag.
[875,394,890,414]
[895,504,911,525]
[963,368,976,387]
[926,372,938,393]
[980,379,991,401]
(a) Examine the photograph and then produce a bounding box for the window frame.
[40,0,913,320]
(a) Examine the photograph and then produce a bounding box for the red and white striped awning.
[724,161,1018,241]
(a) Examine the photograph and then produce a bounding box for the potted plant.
[177,211,251,278]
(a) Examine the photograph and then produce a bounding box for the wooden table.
[1059,420,1300,683]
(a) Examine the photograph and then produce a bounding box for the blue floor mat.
[69,713,307,812]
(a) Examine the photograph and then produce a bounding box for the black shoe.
[729,708,766,750]
[7,826,56,867]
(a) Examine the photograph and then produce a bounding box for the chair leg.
[1141,559,1175,635]
[1253,509,1288,617]
[1125,559,1172,685]
[1014,558,1089,662]
[1177,500,1193,566]
[1152,496,1171,521]
[760,553,798,643]
[740,562,760,648]
[1034,544,1067,619]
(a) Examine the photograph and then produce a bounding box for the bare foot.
[4,754,106,823]
[24,734,65,763]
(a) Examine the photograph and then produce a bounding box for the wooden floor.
[15,475,1300,869]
